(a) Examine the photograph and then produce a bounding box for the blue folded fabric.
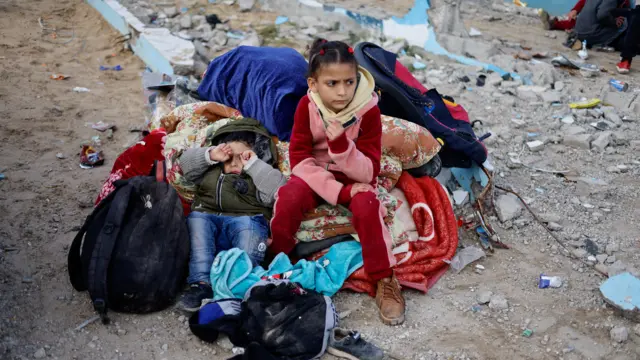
[197,46,308,141]
[211,241,364,300]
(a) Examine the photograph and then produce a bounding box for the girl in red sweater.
[270,39,405,325]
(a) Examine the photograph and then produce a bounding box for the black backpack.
[68,175,189,323]
[354,42,489,169]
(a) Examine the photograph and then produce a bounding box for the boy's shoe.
[617,59,631,74]
[178,283,213,312]
[375,275,405,326]
[327,328,384,360]
[539,10,553,30]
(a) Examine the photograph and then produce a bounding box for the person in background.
[540,0,586,31]
[269,39,406,326]
[572,0,637,73]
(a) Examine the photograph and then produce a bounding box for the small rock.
[616,164,629,173]
[495,194,522,222]
[541,91,562,104]
[606,255,616,264]
[541,334,549,345]
[34,348,46,359]
[634,324,640,336]
[596,254,608,263]
[603,107,623,126]
[238,0,255,12]
[561,115,575,124]
[572,248,588,258]
[610,326,628,343]
[180,15,192,29]
[489,294,509,311]
[22,276,33,283]
[605,243,619,255]
[56,152,66,159]
[547,222,563,231]
[526,140,544,152]
[587,255,597,262]
[178,315,186,322]
[591,131,612,151]
[163,7,178,18]
[595,263,608,275]
[161,344,168,351]
[554,81,565,92]
[563,134,592,149]
[117,329,127,336]
[477,291,493,304]
[210,30,228,47]
[217,337,234,350]
[239,32,262,47]
[87,341,96,349]
[52,214,60,222]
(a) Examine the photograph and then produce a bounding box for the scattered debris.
[538,275,562,288]
[88,121,116,132]
[73,87,90,93]
[99,65,123,71]
[600,273,640,321]
[79,145,104,169]
[569,99,600,109]
[522,329,533,337]
[526,140,544,152]
[74,315,100,331]
[448,246,486,273]
[275,16,288,25]
[468,27,482,37]
[50,73,70,80]
[56,152,66,159]
[452,189,469,205]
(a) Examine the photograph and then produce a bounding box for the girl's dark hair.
[306,38,358,77]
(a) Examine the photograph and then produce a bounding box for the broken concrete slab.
[600,272,640,322]
[591,131,612,152]
[563,134,592,150]
[87,0,194,75]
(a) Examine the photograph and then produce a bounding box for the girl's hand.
[210,143,233,162]
[350,183,374,197]
[326,120,345,141]
[568,9,577,20]
[241,150,257,165]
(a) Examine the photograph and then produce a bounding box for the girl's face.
[308,63,358,113]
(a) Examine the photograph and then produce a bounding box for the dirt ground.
[1,0,640,360]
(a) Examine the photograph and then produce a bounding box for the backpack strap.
[68,181,125,292]
[87,182,134,324]
[154,160,167,183]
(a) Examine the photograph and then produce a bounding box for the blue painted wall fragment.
[315,0,516,77]
[600,272,640,312]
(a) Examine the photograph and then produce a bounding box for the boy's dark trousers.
[612,6,640,59]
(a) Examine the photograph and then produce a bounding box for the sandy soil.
[1,0,640,360]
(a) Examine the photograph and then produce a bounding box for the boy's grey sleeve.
[180,147,217,183]
[244,158,287,206]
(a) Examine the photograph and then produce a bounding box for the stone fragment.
[610,327,628,343]
[526,140,544,152]
[34,348,46,359]
[547,222,563,231]
[591,131,611,151]
[163,7,178,18]
[238,0,255,12]
[563,134,592,149]
[495,194,522,222]
[180,15,192,29]
[477,291,493,304]
[489,294,509,310]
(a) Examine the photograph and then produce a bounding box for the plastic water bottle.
[578,41,589,60]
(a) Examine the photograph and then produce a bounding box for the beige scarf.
[309,66,376,127]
